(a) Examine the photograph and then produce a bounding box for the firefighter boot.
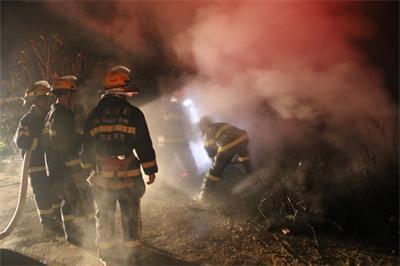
[44,220,64,237]
[63,221,83,246]
[193,177,217,204]
[42,225,58,239]
[51,215,64,236]
[98,247,118,265]
[128,246,141,265]
[41,213,63,238]
[193,191,214,207]
[52,204,62,225]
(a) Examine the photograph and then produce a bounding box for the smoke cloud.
[45,1,396,164]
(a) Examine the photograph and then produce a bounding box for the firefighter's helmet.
[23,80,51,105]
[199,116,213,132]
[104,66,132,90]
[103,66,138,96]
[50,75,78,95]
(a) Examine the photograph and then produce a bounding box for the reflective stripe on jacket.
[81,95,158,181]
[203,122,248,157]
[15,105,47,171]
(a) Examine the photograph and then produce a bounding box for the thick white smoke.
[46,1,396,163]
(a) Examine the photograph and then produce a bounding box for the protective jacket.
[156,99,197,176]
[200,122,251,193]
[42,103,84,183]
[43,103,81,159]
[81,95,158,189]
[15,105,47,174]
[15,105,61,226]
[42,102,88,240]
[157,100,192,145]
[203,122,248,159]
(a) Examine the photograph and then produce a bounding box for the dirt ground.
[0,169,398,265]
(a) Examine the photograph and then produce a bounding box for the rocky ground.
[0,167,398,265]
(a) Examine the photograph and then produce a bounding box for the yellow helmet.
[104,66,131,90]
[50,75,78,94]
[23,80,51,105]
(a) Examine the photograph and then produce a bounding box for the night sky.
[0,1,398,103]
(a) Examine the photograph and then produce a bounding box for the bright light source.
[189,140,211,173]
[182,98,201,124]
[182,98,210,171]
[182,99,193,106]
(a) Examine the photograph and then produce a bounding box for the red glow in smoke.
[46,1,395,155]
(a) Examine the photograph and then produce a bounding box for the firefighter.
[42,75,93,245]
[80,66,158,264]
[197,116,252,202]
[156,95,198,178]
[14,81,62,236]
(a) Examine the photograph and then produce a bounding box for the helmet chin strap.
[102,87,138,98]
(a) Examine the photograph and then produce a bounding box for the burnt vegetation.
[0,33,398,264]
[220,116,399,253]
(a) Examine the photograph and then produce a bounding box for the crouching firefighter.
[196,116,252,202]
[81,66,158,264]
[14,81,63,236]
[42,76,94,245]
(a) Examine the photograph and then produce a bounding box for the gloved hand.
[147,174,156,185]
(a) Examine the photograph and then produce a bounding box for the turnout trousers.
[52,173,85,241]
[202,140,252,196]
[46,154,88,242]
[91,179,145,255]
[30,170,61,227]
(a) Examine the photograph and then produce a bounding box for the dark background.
[1,1,398,103]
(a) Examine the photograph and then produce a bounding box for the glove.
[147,174,156,185]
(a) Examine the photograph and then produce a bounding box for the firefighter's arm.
[52,111,80,151]
[80,111,96,171]
[134,110,158,179]
[204,133,217,158]
[205,145,217,158]
[14,117,39,151]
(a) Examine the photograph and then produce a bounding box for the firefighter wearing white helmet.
[15,80,63,237]
[102,66,138,97]
[81,66,157,264]
[43,75,94,246]
[22,80,52,105]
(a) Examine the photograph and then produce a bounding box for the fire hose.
[0,151,31,240]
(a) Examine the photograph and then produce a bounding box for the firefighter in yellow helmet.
[42,75,94,245]
[14,81,63,237]
[81,66,158,264]
[196,116,252,202]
